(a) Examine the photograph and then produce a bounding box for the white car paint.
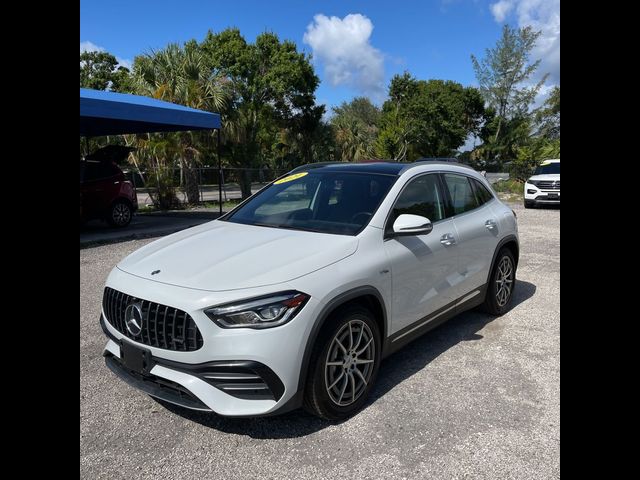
[524,159,560,205]
[101,162,519,417]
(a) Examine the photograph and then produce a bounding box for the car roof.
[290,160,475,177]
[540,159,560,163]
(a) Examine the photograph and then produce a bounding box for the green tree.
[471,25,548,165]
[331,97,380,161]
[132,42,230,204]
[376,73,488,160]
[80,51,133,92]
[508,86,560,181]
[534,85,560,139]
[201,29,321,198]
[511,137,560,182]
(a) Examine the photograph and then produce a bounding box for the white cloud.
[80,41,132,70]
[489,0,559,84]
[303,14,385,101]
[80,41,103,53]
[490,0,514,22]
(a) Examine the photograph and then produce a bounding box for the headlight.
[527,179,540,186]
[204,291,310,329]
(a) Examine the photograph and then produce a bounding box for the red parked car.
[80,146,138,227]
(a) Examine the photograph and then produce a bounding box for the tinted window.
[471,178,494,205]
[443,174,478,215]
[224,171,396,235]
[389,174,445,230]
[534,161,560,175]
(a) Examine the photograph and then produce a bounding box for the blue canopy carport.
[80,88,224,213]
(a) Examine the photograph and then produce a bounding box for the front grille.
[535,180,560,190]
[102,287,203,351]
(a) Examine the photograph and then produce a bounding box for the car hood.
[117,220,359,292]
[528,173,560,182]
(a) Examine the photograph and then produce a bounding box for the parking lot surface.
[80,202,559,480]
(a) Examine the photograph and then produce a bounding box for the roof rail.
[288,162,346,173]
[399,160,476,173]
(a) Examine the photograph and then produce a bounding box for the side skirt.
[382,284,487,358]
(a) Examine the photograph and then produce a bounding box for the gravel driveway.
[80,202,559,480]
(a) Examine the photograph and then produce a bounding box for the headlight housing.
[527,179,540,186]
[204,291,310,329]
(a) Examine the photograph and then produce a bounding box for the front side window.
[387,174,445,232]
[224,171,396,235]
[442,173,478,215]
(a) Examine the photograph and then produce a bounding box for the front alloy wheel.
[304,305,381,420]
[325,320,375,406]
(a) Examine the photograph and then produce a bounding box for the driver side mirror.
[392,214,433,236]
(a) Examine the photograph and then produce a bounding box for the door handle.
[440,233,456,246]
[485,219,497,230]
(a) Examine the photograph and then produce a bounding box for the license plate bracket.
[120,340,153,375]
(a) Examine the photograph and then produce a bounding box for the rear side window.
[442,173,478,215]
[388,174,445,231]
[471,178,494,205]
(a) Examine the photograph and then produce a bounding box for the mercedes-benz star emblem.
[124,303,143,336]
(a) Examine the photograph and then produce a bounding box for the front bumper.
[524,183,560,204]
[100,267,320,417]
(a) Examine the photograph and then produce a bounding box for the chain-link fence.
[126,167,289,209]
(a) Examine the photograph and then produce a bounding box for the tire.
[303,305,381,421]
[524,200,534,209]
[482,247,516,315]
[107,200,132,227]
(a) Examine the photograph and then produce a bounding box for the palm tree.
[133,43,230,205]
[334,118,376,162]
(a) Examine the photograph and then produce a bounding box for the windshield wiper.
[247,222,325,233]
[273,224,326,233]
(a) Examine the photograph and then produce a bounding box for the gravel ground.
[80,202,559,480]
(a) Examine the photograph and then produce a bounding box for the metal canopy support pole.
[217,129,222,216]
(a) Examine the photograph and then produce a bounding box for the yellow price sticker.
[274,172,308,184]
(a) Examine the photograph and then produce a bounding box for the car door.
[383,173,459,334]
[441,173,499,298]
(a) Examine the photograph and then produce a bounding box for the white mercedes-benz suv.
[524,159,560,208]
[100,161,519,420]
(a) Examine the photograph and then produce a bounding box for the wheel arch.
[296,286,388,394]
[487,235,519,284]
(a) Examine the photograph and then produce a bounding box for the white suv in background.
[524,159,560,208]
[100,161,519,420]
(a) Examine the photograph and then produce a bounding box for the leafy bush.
[492,179,523,194]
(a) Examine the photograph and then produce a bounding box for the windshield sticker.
[274,172,308,184]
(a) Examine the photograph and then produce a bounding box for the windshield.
[223,171,397,235]
[534,161,560,175]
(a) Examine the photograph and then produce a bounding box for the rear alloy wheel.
[304,305,381,420]
[482,248,516,315]
[108,200,132,227]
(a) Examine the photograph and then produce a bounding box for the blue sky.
[80,0,559,112]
